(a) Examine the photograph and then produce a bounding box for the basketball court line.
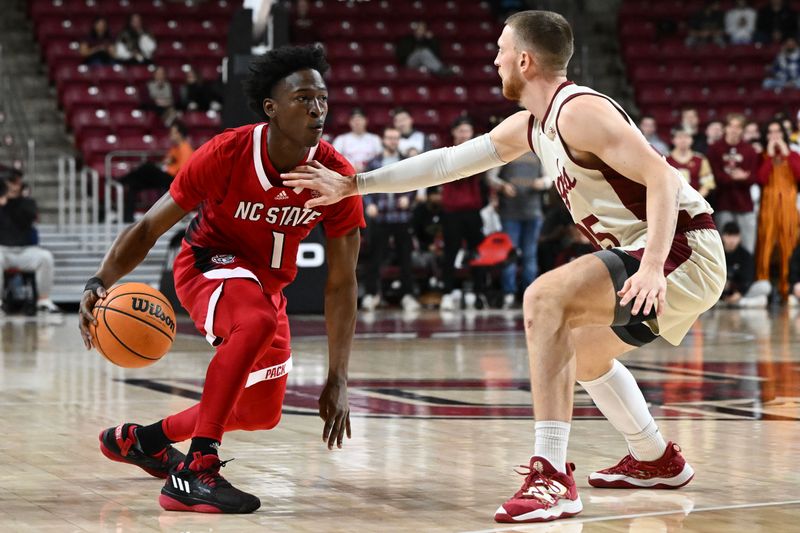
[462,499,800,533]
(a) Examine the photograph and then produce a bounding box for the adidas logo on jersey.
[274,190,289,201]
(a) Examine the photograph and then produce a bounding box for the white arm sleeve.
[356,134,506,194]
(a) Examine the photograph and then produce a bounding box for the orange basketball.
[90,282,176,368]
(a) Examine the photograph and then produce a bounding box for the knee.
[30,248,54,269]
[522,275,564,319]
[232,405,282,431]
[231,308,277,348]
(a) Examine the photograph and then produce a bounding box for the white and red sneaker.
[588,442,694,489]
[494,456,583,523]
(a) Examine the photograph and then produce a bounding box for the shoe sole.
[494,497,583,523]
[588,464,695,489]
[98,430,169,480]
[159,492,260,514]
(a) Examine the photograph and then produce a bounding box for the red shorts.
[173,244,292,386]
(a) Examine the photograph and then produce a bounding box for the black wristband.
[84,276,105,293]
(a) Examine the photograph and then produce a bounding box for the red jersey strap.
[252,123,318,192]
[527,114,535,154]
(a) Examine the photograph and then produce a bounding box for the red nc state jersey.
[169,123,365,294]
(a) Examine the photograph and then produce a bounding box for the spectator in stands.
[743,120,764,153]
[763,38,800,90]
[179,66,222,112]
[332,109,382,173]
[553,225,595,269]
[686,1,726,47]
[0,171,60,313]
[706,120,724,147]
[755,120,800,300]
[290,0,318,44]
[116,122,193,222]
[146,66,177,124]
[115,14,157,65]
[392,107,431,157]
[721,222,771,307]
[80,17,116,67]
[789,242,800,306]
[755,0,798,44]
[707,113,760,253]
[679,107,708,152]
[439,118,488,311]
[360,127,420,312]
[487,152,550,309]
[639,115,670,155]
[411,187,443,293]
[395,21,451,76]
[537,196,574,275]
[725,0,757,44]
[667,129,715,197]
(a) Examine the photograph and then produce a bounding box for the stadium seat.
[111,109,155,137]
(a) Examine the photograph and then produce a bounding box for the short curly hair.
[243,44,330,121]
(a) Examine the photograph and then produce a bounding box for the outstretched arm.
[559,96,683,317]
[282,111,532,208]
[78,192,188,348]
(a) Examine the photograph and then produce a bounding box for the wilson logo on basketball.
[131,297,176,333]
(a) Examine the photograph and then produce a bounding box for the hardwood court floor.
[1,306,798,532]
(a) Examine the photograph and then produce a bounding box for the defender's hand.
[79,283,107,350]
[282,160,358,209]
[318,378,351,450]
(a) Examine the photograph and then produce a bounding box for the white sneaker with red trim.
[494,456,582,523]
[588,442,694,489]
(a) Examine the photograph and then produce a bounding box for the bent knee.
[522,275,568,316]
[231,408,282,432]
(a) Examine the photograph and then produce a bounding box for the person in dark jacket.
[395,21,450,75]
[0,170,60,313]
[789,242,800,306]
[720,222,771,307]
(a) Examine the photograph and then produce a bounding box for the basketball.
[90,282,176,368]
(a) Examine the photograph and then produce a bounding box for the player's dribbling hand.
[318,378,351,450]
[281,160,358,209]
[617,264,666,318]
[79,283,107,350]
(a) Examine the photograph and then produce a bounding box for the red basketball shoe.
[494,457,583,523]
[99,423,184,479]
[588,442,694,489]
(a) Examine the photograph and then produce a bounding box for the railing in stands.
[57,154,101,250]
[103,149,165,246]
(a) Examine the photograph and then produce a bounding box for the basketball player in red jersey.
[283,11,725,524]
[78,45,364,514]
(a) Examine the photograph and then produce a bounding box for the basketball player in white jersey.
[283,10,725,524]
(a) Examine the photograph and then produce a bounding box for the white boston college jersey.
[529,82,713,252]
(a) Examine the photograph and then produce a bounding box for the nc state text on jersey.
[233,201,322,226]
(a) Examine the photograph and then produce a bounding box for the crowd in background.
[346,103,800,313]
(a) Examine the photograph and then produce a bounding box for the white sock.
[578,360,667,462]
[534,421,570,473]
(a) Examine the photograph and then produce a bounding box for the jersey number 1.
[576,214,620,249]
[271,231,285,269]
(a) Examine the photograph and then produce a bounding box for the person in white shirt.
[115,14,157,64]
[331,109,382,172]
[725,0,757,44]
[392,107,431,157]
